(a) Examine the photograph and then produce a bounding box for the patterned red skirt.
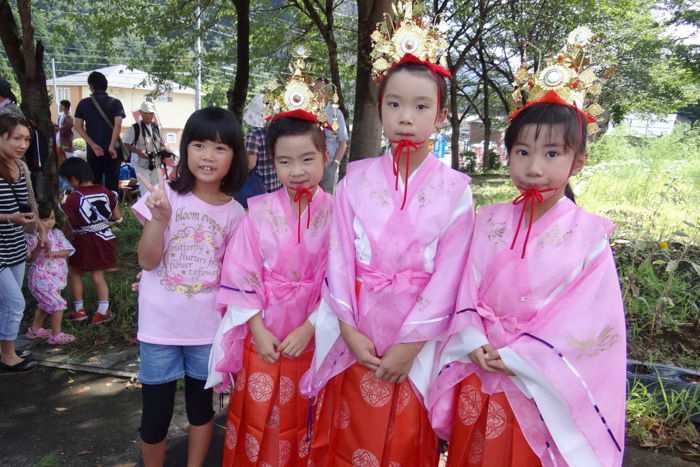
[308,363,438,467]
[222,337,313,467]
[446,374,541,467]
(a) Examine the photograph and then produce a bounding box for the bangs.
[180,107,240,150]
[171,107,248,195]
[505,103,587,154]
[265,117,326,159]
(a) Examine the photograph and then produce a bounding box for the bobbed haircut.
[377,62,448,120]
[505,103,588,203]
[504,103,588,156]
[59,157,95,183]
[170,107,248,195]
[265,117,326,159]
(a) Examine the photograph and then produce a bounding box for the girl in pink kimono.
[207,111,332,467]
[25,202,76,345]
[428,100,627,467]
[301,21,475,467]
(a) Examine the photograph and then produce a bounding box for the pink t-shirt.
[132,184,245,345]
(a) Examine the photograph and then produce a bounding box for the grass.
[20,124,700,458]
[468,125,700,458]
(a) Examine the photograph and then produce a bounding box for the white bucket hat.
[139,101,156,113]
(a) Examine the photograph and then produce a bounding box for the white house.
[47,65,197,150]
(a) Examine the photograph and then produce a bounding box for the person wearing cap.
[0,78,23,118]
[123,101,168,196]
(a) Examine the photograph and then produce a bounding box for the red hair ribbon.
[509,90,596,124]
[390,139,422,210]
[293,187,314,244]
[391,53,453,80]
[510,187,556,259]
[267,109,319,123]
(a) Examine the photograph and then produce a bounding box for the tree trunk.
[477,38,491,167]
[348,0,392,163]
[228,0,250,120]
[0,0,55,201]
[449,63,461,170]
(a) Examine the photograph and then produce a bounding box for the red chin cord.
[390,139,422,210]
[293,187,314,244]
[510,187,557,258]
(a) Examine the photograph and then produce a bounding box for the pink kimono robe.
[429,197,627,467]
[302,152,475,466]
[206,188,333,467]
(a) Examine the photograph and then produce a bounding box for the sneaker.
[48,332,76,345]
[66,309,88,322]
[90,311,113,326]
[0,358,37,374]
[25,327,51,340]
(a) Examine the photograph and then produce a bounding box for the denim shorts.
[138,342,212,385]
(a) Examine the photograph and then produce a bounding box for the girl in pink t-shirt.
[132,107,248,467]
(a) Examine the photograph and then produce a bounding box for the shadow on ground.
[1,366,696,466]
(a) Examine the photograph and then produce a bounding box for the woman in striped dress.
[0,113,40,373]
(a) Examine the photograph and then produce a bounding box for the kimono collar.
[390,139,426,210]
[510,187,557,258]
[288,186,318,244]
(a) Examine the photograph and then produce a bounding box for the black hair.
[504,103,588,203]
[60,100,71,110]
[377,62,448,120]
[0,78,17,103]
[58,157,95,183]
[0,114,31,181]
[170,107,247,195]
[265,117,326,159]
[0,113,30,138]
[37,201,53,219]
[87,71,108,92]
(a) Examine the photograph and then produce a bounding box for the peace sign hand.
[138,172,172,224]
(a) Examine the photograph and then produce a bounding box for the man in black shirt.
[74,72,126,191]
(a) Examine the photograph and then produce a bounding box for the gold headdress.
[370,1,451,81]
[510,26,607,134]
[264,48,329,123]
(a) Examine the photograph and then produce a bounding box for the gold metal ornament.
[511,26,608,135]
[264,51,329,123]
[370,1,449,80]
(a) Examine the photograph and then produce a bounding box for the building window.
[166,133,177,144]
[158,95,173,103]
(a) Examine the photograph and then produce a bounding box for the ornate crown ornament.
[510,26,608,135]
[370,1,451,81]
[264,48,329,123]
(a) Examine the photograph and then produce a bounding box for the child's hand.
[469,344,514,376]
[340,321,381,371]
[375,342,423,384]
[249,318,280,364]
[138,172,171,223]
[278,320,314,358]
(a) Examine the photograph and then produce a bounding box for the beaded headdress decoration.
[370,1,451,81]
[265,49,330,124]
[264,49,332,243]
[510,26,607,135]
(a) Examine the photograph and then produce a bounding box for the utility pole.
[51,58,60,116]
[195,3,202,110]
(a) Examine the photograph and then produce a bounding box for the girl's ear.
[570,152,588,176]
